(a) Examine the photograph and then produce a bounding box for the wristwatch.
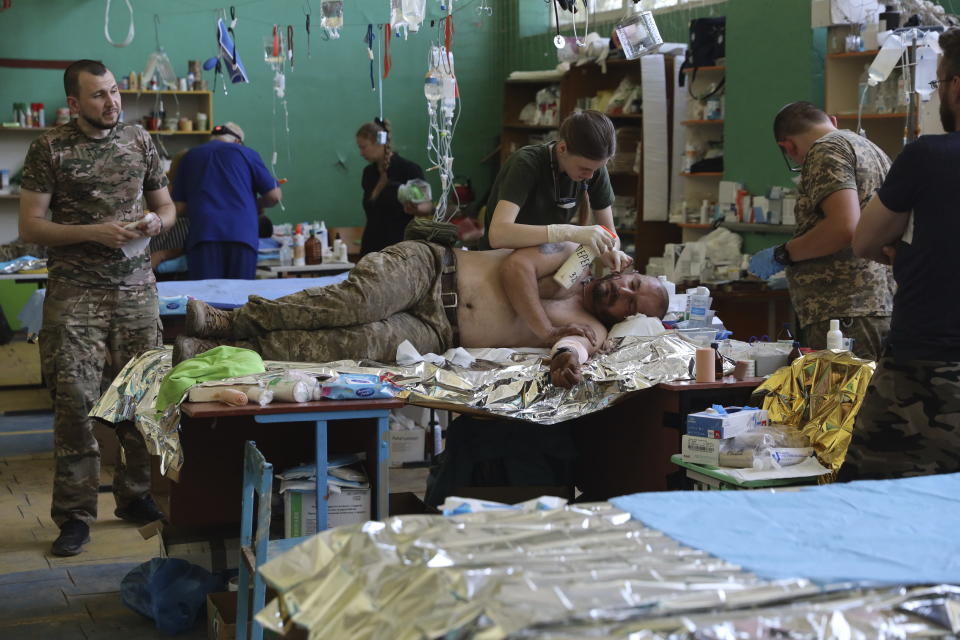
[773,243,794,267]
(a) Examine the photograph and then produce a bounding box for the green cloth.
[155,346,265,413]
[479,143,614,250]
[403,218,460,246]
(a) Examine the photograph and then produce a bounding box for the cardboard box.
[207,591,238,640]
[682,434,722,466]
[685,407,768,439]
[389,427,426,467]
[284,485,371,537]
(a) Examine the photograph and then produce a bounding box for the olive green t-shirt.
[480,143,614,250]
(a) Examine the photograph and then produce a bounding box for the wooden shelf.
[0,193,20,200]
[826,49,879,59]
[683,65,724,73]
[721,222,795,234]
[609,171,639,177]
[119,89,212,95]
[608,113,643,119]
[144,130,213,135]
[502,123,556,130]
[681,119,724,126]
[674,222,712,229]
[833,113,906,119]
[680,171,723,177]
[0,127,54,133]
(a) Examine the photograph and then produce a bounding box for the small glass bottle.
[304,230,321,265]
[788,340,802,364]
[711,341,724,379]
[776,323,794,344]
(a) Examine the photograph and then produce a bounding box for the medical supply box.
[681,435,724,466]
[685,406,768,439]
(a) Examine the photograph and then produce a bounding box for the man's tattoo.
[539,243,565,254]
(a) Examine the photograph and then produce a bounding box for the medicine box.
[685,407,768,439]
[284,485,371,537]
[390,427,426,467]
[681,434,723,466]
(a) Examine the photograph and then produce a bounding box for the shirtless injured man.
[175,240,669,388]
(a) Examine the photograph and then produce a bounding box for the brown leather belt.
[440,247,460,347]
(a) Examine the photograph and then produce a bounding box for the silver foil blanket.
[89,334,701,479]
[252,503,958,639]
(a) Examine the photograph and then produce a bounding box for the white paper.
[121,212,157,258]
[641,54,669,221]
[718,456,832,483]
[669,52,687,219]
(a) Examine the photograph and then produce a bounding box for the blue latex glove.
[748,247,783,280]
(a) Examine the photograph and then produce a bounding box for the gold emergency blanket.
[90,334,702,479]
[253,502,958,639]
[752,350,875,473]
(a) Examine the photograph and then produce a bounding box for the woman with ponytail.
[356,119,426,255]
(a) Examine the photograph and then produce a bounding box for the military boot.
[185,300,235,338]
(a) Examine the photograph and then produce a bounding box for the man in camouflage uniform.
[842,28,960,481]
[749,102,894,360]
[19,60,176,556]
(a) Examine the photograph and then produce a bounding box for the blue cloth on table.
[156,274,348,309]
[610,473,960,586]
[17,274,350,334]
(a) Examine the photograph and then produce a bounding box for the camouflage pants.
[803,316,890,361]
[234,241,453,363]
[838,355,960,481]
[40,280,161,526]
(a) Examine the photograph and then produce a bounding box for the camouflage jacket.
[786,130,895,327]
[20,121,168,289]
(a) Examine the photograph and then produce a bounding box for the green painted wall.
[0,0,502,229]
[0,0,505,329]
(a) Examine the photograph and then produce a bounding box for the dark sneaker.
[172,335,221,364]
[51,520,90,557]
[115,495,166,525]
[185,300,235,339]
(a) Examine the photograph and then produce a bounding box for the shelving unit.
[500,80,561,164]
[674,65,725,242]
[0,90,214,244]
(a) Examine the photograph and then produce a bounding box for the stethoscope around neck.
[549,142,586,210]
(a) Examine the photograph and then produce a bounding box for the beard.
[940,99,956,132]
[80,110,119,132]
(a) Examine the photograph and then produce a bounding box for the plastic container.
[615,9,663,60]
[826,319,844,350]
[868,33,904,86]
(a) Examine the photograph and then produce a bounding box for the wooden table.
[572,377,766,500]
[160,398,403,529]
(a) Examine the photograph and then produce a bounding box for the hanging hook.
[153,14,161,50]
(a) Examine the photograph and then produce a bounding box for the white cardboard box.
[682,434,723,466]
[284,485,371,537]
[686,407,769,439]
[389,427,426,467]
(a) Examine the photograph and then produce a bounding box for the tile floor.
[0,417,430,639]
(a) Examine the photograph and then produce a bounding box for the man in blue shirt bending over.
[172,122,282,279]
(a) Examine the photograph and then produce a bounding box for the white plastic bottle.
[553,226,617,289]
[279,237,293,266]
[293,229,306,266]
[688,286,711,327]
[332,232,344,263]
[826,319,844,350]
[317,220,328,257]
[868,33,904,86]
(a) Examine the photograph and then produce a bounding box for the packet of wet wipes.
[319,373,399,400]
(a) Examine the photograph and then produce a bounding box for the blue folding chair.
[235,441,309,640]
